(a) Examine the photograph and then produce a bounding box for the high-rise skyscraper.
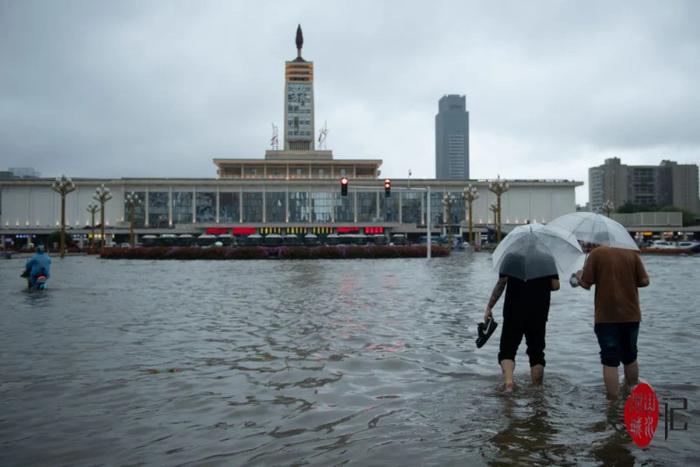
[284,25,315,151]
[435,95,469,180]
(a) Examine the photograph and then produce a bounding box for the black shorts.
[594,322,639,367]
[498,308,548,367]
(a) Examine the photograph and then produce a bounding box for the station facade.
[0,175,579,241]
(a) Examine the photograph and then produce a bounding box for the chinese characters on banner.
[624,382,659,448]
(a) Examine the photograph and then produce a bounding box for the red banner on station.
[232,227,257,235]
[337,227,360,234]
[364,226,384,234]
[205,227,230,235]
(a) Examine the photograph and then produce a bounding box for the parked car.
[371,234,388,245]
[284,234,302,246]
[391,234,407,245]
[304,233,320,246]
[197,234,218,247]
[142,234,158,247]
[264,234,283,246]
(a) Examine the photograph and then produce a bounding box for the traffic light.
[384,178,391,197]
[340,177,348,196]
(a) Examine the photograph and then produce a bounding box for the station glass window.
[148,192,169,227]
[242,192,263,222]
[219,192,240,223]
[335,193,353,222]
[401,192,421,224]
[357,192,377,222]
[266,192,286,222]
[310,192,333,222]
[173,192,193,225]
[288,191,309,222]
[379,193,399,222]
[196,192,216,223]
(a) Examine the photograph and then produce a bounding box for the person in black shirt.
[485,253,560,391]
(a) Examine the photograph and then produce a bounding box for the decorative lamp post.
[602,199,615,217]
[93,184,112,252]
[489,204,500,244]
[125,192,141,247]
[51,175,76,259]
[462,184,479,245]
[488,176,510,243]
[86,204,99,248]
[442,193,456,247]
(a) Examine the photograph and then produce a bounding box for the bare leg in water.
[603,366,620,399]
[623,361,639,388]
[531,364,544,385]
[501,359,515,391]
[603,361,640,399]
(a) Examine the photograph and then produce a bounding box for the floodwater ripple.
[1,253,698,465]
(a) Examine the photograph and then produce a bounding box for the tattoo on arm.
[488,277,507,309]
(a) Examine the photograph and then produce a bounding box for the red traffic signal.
[340,177,349,196]
[384,178,391,197]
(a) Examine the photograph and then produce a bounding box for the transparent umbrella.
[492,223,584,281]
[547,212,638,250]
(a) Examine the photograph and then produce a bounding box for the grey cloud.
[1,0,698,198]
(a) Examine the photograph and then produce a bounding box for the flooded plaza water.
[1,252,698,466]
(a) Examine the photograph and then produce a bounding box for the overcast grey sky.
[1,0,699,203]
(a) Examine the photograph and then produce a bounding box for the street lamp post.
[51,175,76,259]
[488,176,510,243]
[602,199,615,217]
[86,204,99,248]
[442,193,456,247]
[93,184,112,252]
[462,184,479,245]
[489,204,498,242]
[125,192,141,247]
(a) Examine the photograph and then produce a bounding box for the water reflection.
[589,401,636,467]
[490,392,556,463]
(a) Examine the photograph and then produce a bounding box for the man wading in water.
[485,252,560,391]
[573,244,649,399]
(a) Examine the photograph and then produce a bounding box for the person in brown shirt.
[574,246,650,399]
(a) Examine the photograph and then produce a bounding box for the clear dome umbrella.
[547,212,639,250]
[492,223,584,281]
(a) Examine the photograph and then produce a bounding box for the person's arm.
[550,277,560,291]
[485,276,507,321]
[636,255,649,287]
[577,252,596,290]
[575,269,592,290]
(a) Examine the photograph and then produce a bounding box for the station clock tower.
[284,25,315,151]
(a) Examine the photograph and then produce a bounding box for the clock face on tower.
[286,82,313,141]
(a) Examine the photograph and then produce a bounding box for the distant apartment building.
[589,158,700,214]
[435,95,469,180]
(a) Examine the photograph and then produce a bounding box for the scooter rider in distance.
[22,245,52,290]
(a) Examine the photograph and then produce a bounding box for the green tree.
[616,202,638,214]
